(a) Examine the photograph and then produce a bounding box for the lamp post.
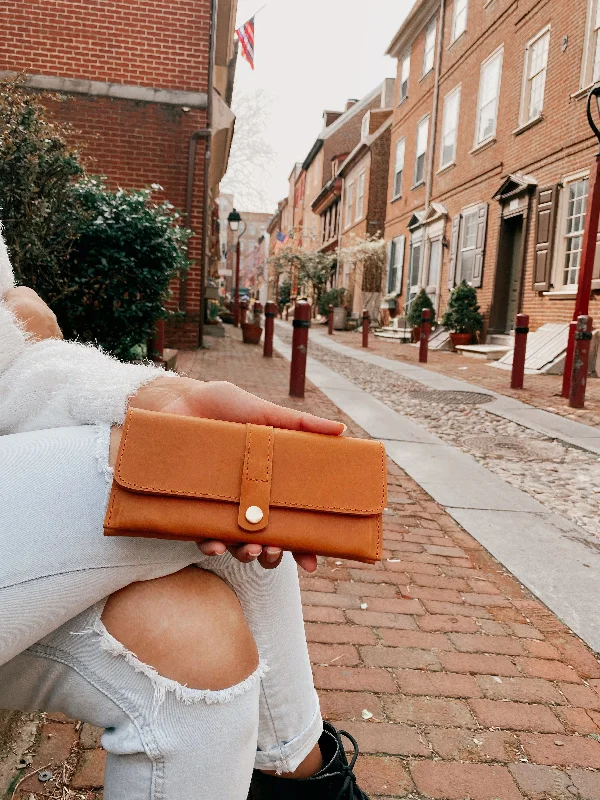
[562,85,600,399]
[227,208,246,327]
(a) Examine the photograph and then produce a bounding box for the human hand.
[126,377,346,572]
[3,286,63,341]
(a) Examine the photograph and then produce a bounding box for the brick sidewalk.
[317,324,600,431]
[6,327,600,800]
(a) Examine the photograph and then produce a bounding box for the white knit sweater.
[0,228,165,434]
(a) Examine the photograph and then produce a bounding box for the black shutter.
[471,203,488,288]
[533,185,559,291]
[447,215,461,289]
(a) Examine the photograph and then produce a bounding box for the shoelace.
[332,728,369,800]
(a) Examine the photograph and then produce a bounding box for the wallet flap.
[114,409,386,516]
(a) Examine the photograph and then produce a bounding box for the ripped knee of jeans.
[74,603,269,709]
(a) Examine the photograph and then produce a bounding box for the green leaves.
[441,281,484,334]
[406,288,436,328]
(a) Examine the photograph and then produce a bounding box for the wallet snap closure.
[238,424,273,533]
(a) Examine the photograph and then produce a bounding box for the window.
[392,138,405,199]
[407,234,423,304]
[386,235,405,294]
[423,19,437,75]
[521,29,550,124]
[344,181,354,228]
[426,238,442,290]
[459,209,478,283]
[355,171,366,220]
[399,53,411,102]
[440,86,461,168]
[476,48,503,145]
[559,178,589,288]
[582,0,600,87]
[452,0,468,41]
[414,116,429,186]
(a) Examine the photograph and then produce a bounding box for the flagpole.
[251,4,266,17]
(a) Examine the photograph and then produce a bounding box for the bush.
[0,80,84,300]
[406,288,436,327]
[54,178,190,360]
[318,287,347,316]
[441,281,484,334]
[278,278,291,311]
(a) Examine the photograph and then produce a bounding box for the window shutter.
[396,235,406,294]
[592,225,600,291]
[533,185,558,291]
[471,203,488,288]
[447,215,461,289]
[386,241,394,293]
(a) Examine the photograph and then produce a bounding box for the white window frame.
[519,27,550,126]
[451,0,468,42]
[581,0,600,89]
[458,207,479,284]
[344,180,354,229]
[551,172,590,292]
[475,46,503,146]
[399,52,411,103]
[414,115,430,187]
[355,171,366,221]
[407,231,424,305]
[439,85,461,169]
[423,19,437,76]
[424,234,443,310]
[392,138,406,200]
[386,235,405,294]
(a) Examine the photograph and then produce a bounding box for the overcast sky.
[220,0,414,213]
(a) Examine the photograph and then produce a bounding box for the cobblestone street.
[4,327,600,800]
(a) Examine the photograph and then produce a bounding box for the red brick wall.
[0,0,212,349]
[385,0,600,333]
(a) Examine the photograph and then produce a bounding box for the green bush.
[406,288,436,327]
[318,287,347,316]
[278,278,291,311]
[441,280,484,334]
[54,178,190,360]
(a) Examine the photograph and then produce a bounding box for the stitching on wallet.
[244,425,271,484]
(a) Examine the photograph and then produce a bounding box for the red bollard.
[289,300,311,398]
[419,308,431,363]
[263,301,276,357]
[562,321,579,398]
[254,301,263,316]
[328,305,334,335]
[569,315,594,408]
[240,299,249,326]
[511,313,529,389]
[362,309,370,348]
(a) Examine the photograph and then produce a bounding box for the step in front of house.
[487,333,513,346]
[455,344,511,361]
[374,329,412,341]
[153,348,178,372]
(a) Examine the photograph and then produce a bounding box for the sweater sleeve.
[0,334,173,435]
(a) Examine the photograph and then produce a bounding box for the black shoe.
[248,721,369,799]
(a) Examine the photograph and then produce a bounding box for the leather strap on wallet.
[104,408,386,564]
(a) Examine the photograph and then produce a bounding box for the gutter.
[425,0,444,211]
[182,0,218,348]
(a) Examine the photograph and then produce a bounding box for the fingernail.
[265,547,282,563]
[341,424,347,433]
[247,546,262,559]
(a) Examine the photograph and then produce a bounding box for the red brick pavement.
[318,324,600,432]
[10,327,600,799]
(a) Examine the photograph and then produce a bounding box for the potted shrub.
[241,302,263,345]
[318,288,348,330]
[406,289,436,343]
[441,281,484,350]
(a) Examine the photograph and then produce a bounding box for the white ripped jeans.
[0,425,322,799]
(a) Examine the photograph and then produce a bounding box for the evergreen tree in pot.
[406,289,436,343]
[441,281,484,350]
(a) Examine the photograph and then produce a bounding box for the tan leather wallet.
[104,408,386,563]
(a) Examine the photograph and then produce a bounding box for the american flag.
[276,231,288,244]
[236,17,255,70]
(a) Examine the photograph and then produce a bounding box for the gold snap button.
[245,505,263,524]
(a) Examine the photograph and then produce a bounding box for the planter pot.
[412,325,421,343]
[333,307,347,331]
[449,332,472,351]
[241,323,263,345]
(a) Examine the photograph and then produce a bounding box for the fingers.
[258,547,283,569]
[227,543,263,563]
[196,540,228,556]
[293,553,318,573]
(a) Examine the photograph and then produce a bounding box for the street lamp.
[228,208,246,326]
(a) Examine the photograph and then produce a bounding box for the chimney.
[346,99,359,111]
[323,110,343,127]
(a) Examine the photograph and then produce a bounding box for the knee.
[101,567,259,691]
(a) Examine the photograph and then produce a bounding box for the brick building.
[0,0,239,348]
[237,210,271,292]
[384,0,600,336]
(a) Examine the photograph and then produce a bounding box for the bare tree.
[221,87,275,211]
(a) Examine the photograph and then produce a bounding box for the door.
[490,213,525,333]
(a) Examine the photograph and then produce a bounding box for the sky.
[220,0,415,213]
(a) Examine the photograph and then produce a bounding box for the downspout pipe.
[424,0,445,212]
[183,0,218,348]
